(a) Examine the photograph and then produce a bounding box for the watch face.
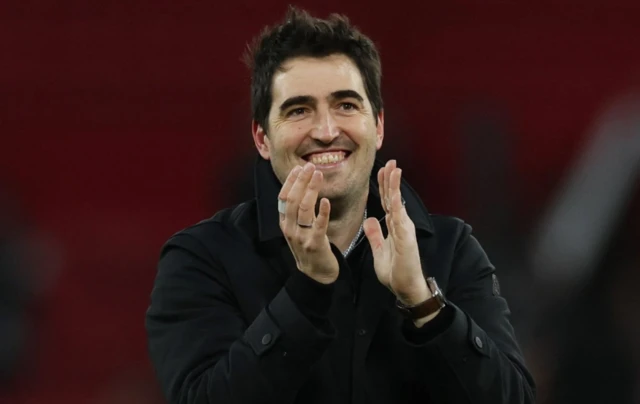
[426,277,440,294]
[426,277,446,308]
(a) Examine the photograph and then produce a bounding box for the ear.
[252,120,271,160]
[375,109,384,150]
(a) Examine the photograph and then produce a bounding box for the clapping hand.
[278,163,339,285]
[363,160,431,307]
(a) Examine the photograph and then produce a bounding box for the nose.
[309,108,340,143]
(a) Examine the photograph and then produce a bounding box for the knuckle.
[301,240,316,253]
[281,228,294,240]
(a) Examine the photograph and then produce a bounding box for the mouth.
[302,150,351,167]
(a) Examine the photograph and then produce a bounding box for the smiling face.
[252,54,384,206]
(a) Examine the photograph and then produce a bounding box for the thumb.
[364,217,385,261]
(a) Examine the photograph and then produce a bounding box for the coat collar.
[253,156,434,242]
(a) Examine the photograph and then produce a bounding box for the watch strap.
[396,277,446,320]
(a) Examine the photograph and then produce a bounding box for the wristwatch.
[396,277,446,320]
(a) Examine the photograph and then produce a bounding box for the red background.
[2,1,640,402]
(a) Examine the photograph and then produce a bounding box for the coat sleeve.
[402,222,536,404]
[145,232,335,404]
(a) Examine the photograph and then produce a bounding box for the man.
[146,7,535,404]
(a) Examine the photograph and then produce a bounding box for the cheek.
[284,125,309,145]
[352,120,378,145]
[271,127,307,156]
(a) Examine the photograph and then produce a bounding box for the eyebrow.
[278,90,365,114]
[330,89,364,103]
[279,95,316,113]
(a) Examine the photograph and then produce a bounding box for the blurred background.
[1,0,640,403]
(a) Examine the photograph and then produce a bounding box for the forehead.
[271,54,367,103]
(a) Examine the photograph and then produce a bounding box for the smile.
[303,151,350,166]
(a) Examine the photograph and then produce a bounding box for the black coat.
[146,158,536,404]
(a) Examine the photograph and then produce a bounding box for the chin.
[319,184,352,202]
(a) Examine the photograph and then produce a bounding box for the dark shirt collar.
[253,156,434,242]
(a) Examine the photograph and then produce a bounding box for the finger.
[383,161,391,211]
[297,170,323,227]
[314,197,331,236]
[285,163,315,233]
[364,217,390,285]
[389,168,403,213]
[363,217,384,256]
[377,167,386,213]
[384,160,396,213]
[384,160,396,211]
[278,165,303,220]
[278,165,303,201]
[389,168,413,241]
[379,166,393,234]
[381,161,396,232]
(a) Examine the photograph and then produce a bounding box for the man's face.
[253,54,384,204]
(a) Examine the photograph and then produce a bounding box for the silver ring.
[297,221,313,229]
[277,199,287,214]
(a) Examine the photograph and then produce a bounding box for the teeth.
[309,152,345,165]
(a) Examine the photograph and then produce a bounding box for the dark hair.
[244,6,383,133]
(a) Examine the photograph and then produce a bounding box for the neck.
[326,189,369,253]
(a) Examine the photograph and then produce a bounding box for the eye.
[287,107,307,117]
[339,102,358,112]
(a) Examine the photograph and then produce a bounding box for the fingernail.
[292,166,302,175]
[304,162,314,172]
